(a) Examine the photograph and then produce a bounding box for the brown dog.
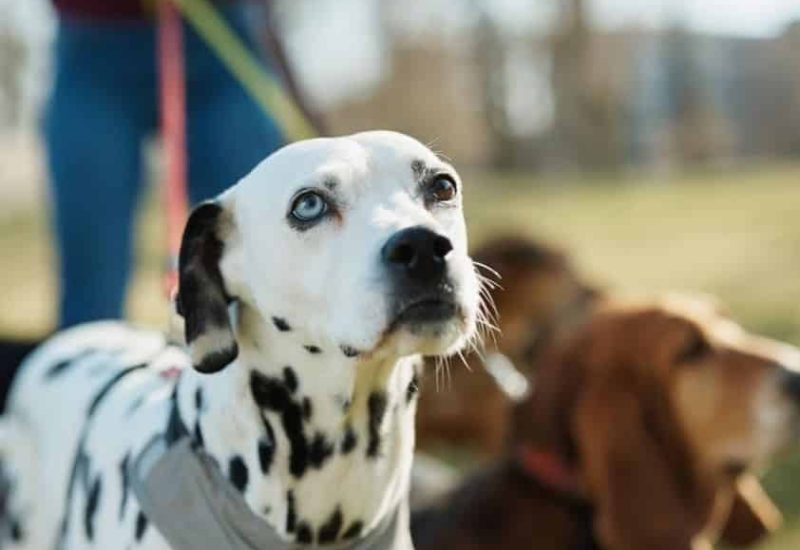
[413,297,799,549]
[416,237,598,457]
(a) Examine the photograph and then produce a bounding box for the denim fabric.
[44,5,284,327]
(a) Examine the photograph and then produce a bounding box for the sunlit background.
[2,1,800,547]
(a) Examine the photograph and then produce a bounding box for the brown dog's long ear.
[575,378,716,550]
[720,474,782,547]
[177,201,238,374]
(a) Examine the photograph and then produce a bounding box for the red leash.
[517,444,584,498]
[157,0,189,298]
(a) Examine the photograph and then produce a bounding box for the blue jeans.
[45,6,284,327]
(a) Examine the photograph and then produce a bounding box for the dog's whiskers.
[455,349,470,372]
[472,260,502,283]
[474,271,500,353]
[433,356,443,393]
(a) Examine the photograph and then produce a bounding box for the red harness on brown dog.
[517,445,584,498]
[515,446,597,549]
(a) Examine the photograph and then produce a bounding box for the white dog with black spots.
[0,131,485,549]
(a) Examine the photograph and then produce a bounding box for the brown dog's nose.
[780,369,800,403]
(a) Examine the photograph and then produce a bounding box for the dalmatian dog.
[0,131,483,549]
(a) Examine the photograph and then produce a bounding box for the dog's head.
[521,296,800,548]
[472,236,599,366]
[177,131,480,373]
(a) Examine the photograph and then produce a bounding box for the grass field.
[3,161,800,547]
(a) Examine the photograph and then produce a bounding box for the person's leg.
[44,19,156,327]
[184,6,285,203]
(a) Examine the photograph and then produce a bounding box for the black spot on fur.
[194,387,204,410]
[164,386,188,446]
[135,511,148,542]
[228,456,249,493]
[406,373,419,403]
[45,349,95,379]
[126,395,145,416]
[88,363,148,417]
[0,470,9,514]
[286,491,297,533]
[343,520,364,540]
[272,317,291,332]
[250,370,290,410]
[297,522,313,544]
[411,159,426,180]
[193,419,205,448]
[57,359,148,549]
[304,345,322,354]
[258,430,275,475]
[283,367,299,393]
[366,392,388,458]
[318,507,343,544]
[309,432,334,468]
[255,405,276,475]
[340,345,360,358]
[118,454,130,520]
[9,519,23,541]
[46,359,74,379]
[251,371,309,477]
[341,425,357,454]
[84,476,102,540]
[302,397,313,421]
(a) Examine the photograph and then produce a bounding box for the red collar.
[516,444,584,498]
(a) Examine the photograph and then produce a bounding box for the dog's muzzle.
[382,226,457,326]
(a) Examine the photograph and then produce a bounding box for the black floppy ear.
[177,201,238,373]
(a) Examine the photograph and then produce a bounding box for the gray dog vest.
[131,436,413,549]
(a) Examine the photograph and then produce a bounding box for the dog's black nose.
[781,369,800,403]
[382,226,453,285]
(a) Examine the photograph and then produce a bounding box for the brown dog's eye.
[429,175,457,203]
[676,335,712,364]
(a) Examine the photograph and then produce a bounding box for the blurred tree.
[777,21,800,156]
[327,0,491,164]
[472,0,556,170]
[474,6,516,168]
[0,27,26,131]
[660,25,732,166]
[280,0,800,173]
[549,0,624,172]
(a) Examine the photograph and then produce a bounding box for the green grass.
[465,164,800,344]
[3,163,800,546]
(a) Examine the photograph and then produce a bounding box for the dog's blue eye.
[291,191,328,223]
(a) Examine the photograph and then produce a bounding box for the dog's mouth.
[389,282,461,330]
[722,460,748,479]
[378,282,471,356]
[395,297,458,325]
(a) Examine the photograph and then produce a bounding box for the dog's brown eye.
[429,175,457,203]
[676,335,711,364]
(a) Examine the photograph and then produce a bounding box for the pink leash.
[157,0,189,299]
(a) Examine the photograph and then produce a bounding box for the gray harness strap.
[131,437,412,549]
